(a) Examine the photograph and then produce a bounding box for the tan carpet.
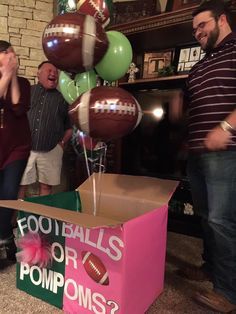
[0,232,218,313]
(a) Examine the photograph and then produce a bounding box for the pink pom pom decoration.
[16,232,52,268]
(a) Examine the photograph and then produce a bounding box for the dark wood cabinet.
[109,6,196,51]
[106,7,199,177]
[109,4,236,50]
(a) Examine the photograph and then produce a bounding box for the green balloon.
[95,31,133,82]
[59,70,97,104]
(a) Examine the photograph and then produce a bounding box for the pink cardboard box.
[0,173,178,314]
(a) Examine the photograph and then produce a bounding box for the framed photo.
[172,0,200,11]
[177,46,205,73]
[143,50,173,79]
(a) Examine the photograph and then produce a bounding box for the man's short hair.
[0,40,11,53]
[192,0,232,25]
[38,60,54,70]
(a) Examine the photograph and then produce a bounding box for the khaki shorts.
[20,144,63,186]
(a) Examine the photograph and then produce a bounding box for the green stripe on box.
[25,190,81,212]
[16,191,81,309]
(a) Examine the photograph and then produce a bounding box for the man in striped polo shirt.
[19,61,73,197]
[177,0,236,312]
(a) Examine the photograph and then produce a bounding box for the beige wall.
[0,0,55,84]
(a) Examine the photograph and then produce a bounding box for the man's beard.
[204,25,220,53]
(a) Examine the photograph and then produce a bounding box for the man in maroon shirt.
[174,0,236,312]
[0,40,31,266]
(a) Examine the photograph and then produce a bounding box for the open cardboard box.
[0,173,178,314]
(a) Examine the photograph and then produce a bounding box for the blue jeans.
[188,151,236,304]
[0,159,27,240]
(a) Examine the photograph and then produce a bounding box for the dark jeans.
[0,159,27,240]
[188,151,236,304]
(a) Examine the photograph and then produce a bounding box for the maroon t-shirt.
[185,33,236,154]
[0,76,31,169]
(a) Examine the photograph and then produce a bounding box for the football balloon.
[42,12,109,73]
[82,251,109,285]
[69,86,143,141]
[77,0,111,28]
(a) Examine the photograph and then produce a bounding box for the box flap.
[0,200,122,228]
[0,174,178,227]
[77,173,179,221]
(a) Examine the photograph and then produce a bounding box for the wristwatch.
[220,120,235,133]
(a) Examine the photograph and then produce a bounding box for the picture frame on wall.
[143,50,174,79]
[177,45,205,73]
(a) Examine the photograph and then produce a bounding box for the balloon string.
[81,138,108,217]
[88,136,97,216]
[81,134,91,179]
[81,134,97,216]
[92,142,107,216]
[90,137,93,164]
[92,171,97,216]
[96,143,107,212]
[81,132,99,215]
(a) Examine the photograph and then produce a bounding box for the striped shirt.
[186,32,236,153]
[28,84,71,151]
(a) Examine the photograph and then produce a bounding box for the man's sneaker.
[5,239,17,262]
[0,236,17,262]
[0,236,13,247]
[176,264,212,282]
[0,258,15,271]
[194,289,236,313]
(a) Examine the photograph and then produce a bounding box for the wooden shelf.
[119,74,188,91]
[108,6,199,51]
[109,4,236,52]
[109,6,197,35]
[119,74,188,85]
[109,3,236,35]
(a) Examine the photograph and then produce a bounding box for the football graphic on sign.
[81,251,109,285]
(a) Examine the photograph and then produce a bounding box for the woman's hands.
[0,51,20,103]
[0,52,18,79]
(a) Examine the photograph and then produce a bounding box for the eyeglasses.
[192,18,215,36]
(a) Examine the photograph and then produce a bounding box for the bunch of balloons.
[43,0,134,105]
[41,0,143,214]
